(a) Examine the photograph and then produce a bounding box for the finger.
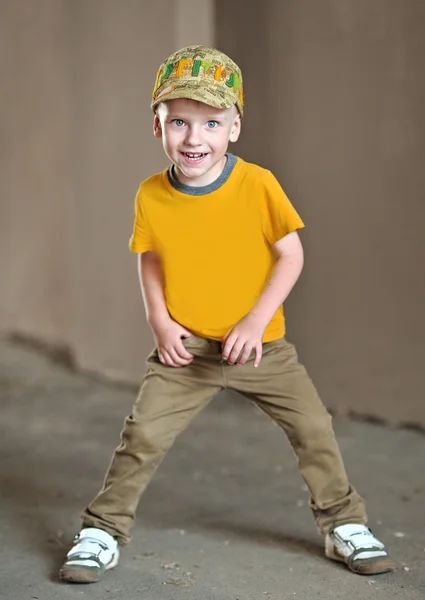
[177,348,195,361]
[253,342,263,368]
[158,349,173,366]
[237,344,253,366]
[176,340,195,361]
[228,341,244,365]
[160,349,179,368]
[169,346,193,366]
[222,334,237,360]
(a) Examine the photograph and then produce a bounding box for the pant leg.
[225,337,367,535]
[82,338,223,546]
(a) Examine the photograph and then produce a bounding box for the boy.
[59,46,395,583]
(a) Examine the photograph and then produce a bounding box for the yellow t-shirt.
[129,156,304,342]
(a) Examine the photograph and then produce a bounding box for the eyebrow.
[167,113,226,122]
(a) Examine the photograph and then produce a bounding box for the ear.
[153,113,163,138]
[229,114,241,143]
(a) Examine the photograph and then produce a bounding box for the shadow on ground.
[0,339,424,599]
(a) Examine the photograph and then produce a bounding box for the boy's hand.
[150,316,195,368]
[222,313,266,368]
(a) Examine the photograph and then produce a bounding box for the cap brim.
[151,82,240,114]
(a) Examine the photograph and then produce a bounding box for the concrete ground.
[0,338,424,600]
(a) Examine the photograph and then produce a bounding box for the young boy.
[59,46,395,583]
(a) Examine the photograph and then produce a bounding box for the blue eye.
[207,120,218,129]
[173,119,185,127]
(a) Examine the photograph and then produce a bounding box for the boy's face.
[154,98,241,187]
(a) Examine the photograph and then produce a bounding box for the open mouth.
[181,152,207,161]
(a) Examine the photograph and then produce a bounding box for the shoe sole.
[326,544,396,575]
[349,558,396,575]
[59,551,119,584]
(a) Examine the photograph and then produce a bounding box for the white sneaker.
[325,524,395,575]
[59,527,120,583]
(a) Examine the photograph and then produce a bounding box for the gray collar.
[167,153,237,196]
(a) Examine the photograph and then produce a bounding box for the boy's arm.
[250,230,304,325]
[222,231,304,367]
[138,252,194,367]
[138,251,169,327]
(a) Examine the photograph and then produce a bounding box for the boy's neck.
[168,153,237,196]
[173,154,228,188]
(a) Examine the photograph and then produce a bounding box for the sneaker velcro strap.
[76,527,114,547]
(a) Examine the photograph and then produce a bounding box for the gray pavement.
[0,338,424,599]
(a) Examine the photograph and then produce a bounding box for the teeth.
[184,153,204,158]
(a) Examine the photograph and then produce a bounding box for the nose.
[185,124,202,147]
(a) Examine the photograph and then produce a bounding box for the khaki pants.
[82,336,366,546]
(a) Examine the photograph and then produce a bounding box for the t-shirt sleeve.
[128,184,156,253]
[261,170,305,245]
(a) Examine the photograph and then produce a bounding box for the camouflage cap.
[151,45,244,116]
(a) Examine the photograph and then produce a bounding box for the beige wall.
[217,0,425,425]
[0,0,213,380]
[1,1,425,425]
